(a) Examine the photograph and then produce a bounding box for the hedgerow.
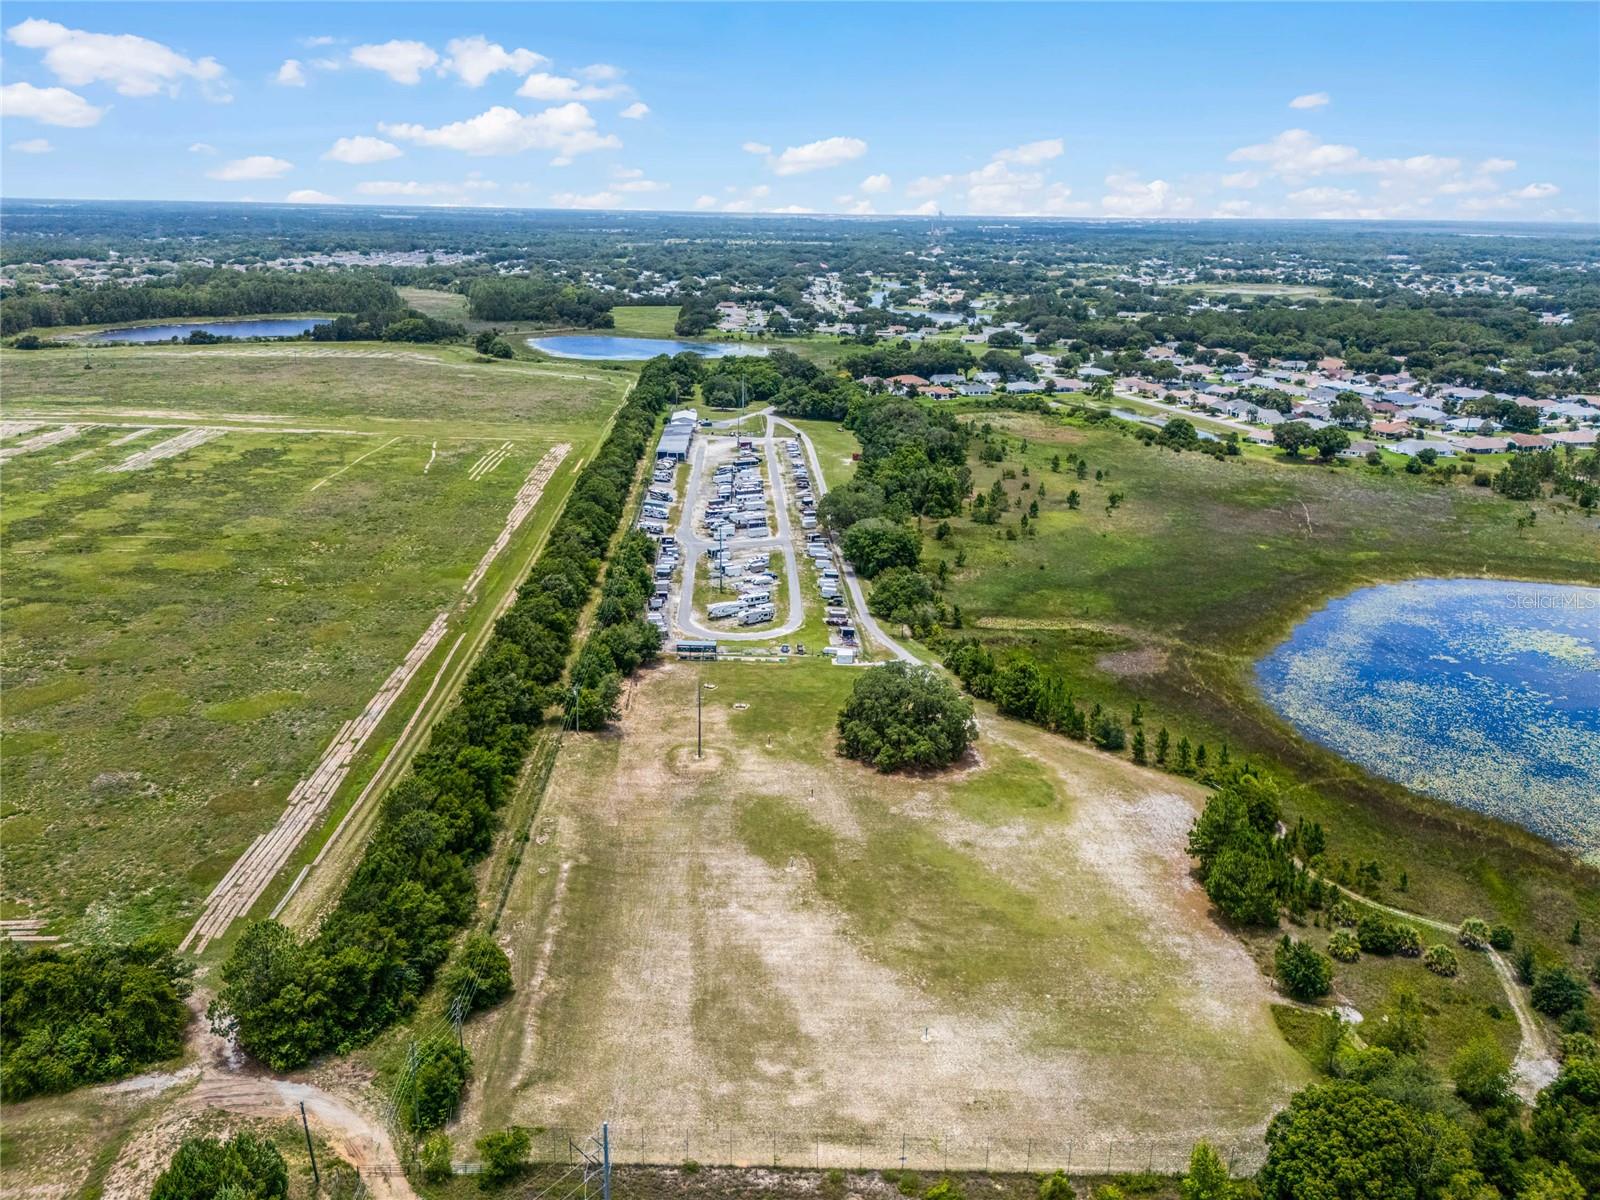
[208,356,690,1070]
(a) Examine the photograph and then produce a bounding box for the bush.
[440,934,514,1014]
[1392,924,1422,957]
[1532,966,1590,1018]
[1458,917,1492,950]
[0,938,192,1101]
[1489,924,1515,951]
[477,1127,533,1188]
[841,517,921,579]
[1181,1141,1235,1200]
[1328,899,1358,927]
[421,1133,454,1183]
[1356,915,1401,956]
[1038,1170,1077,1200]
[1328,930,1361,963]
[404,1036,471,1133]
[150,1132,288,1200]
[1424,944,1459,977]
[1452,1036,1512,1109]
[924,1178,965,1200]
[836,663,975,773]
[1275,937,1333,1001]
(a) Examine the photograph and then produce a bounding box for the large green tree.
[836,663,976,772]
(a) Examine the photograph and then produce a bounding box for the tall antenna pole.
[300,1102,320,1192]
[696,679,703,759]
[601,1123,612,1200]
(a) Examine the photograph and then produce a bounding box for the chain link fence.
[512,1124,1265,1177]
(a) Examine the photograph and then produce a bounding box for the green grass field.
[611,305,683,337]
[0,343,629,942]
[397,286,471,321]
[929,409,1600,954]
[461,661,1309,1168]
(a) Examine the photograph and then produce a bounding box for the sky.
[1,2,1596,222]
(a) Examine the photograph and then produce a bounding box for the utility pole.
[696,679,703,759]
[300,1102,320,1192]
[601,1122,612,1200]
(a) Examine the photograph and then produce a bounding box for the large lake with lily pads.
[1256,578,1600,864]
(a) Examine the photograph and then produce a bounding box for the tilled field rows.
[179,610,452,954]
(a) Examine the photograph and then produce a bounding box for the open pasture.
[933,408,1600,945]
[463,661,1308,1167]
[0,344,628,943]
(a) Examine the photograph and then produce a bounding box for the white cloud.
[302,36,337,48]
[741,141,771,155]
[1228,128,1361,178]
[440,36,546,87]
[693,194,717,210]
[188,141,216,154]
[0,81,102,126]
[10,137,53,154]
[609,168,667,193]
[1289,92,1330,110]
[838,197,876,215]
[379,103,621,160]
[619,101,650,120]
[994,138,1064,165]
[859,173,892,194]
[1287,185,1362,207]
[275,59,306,87]
[7,18,226,99]
[323,135,402,164]
[771,136,867,176]
[1514,182,1560,199]
[549,190,620,209]
[349,40,438,84]
[906,173,952,198]
[516,72,627,102]
[579,63,623,82]
[355,178,499,203]
[1221,170,1262,189]
[1101,173,1193,216]
[208,155,293,181]
[905,200,940,216]
[1479,157,1517,174]
[285,188,339,203]
[767,205,814,214]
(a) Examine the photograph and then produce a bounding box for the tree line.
[206,357,680,1074]
[1,268,401,334]
[465,276,614,327]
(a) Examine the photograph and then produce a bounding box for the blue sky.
[2,2,1595,221]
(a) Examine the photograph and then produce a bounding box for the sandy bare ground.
[179,612,452,954]
[0,419,46,438]
[103,427,227,472]
[461,443,571,596]
[466,663,1307,1174]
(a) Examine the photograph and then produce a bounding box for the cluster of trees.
[820,397,972,541]
[1186,773,1315,926]
[1258,1026,1600,1199]
[837,342,976,381]
[208,357,680,1074]
[1,268,400,334]
[1274,420,1352,461]
[150,1132,288,1200]
[0,939,192,1101]
[566,530,666,729]
[694,349,860,420]
[939,641,1140,754]
[307,307,464,344]
[466,277,614,327]
[836,663,976,773]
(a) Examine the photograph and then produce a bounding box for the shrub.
[1356,915,1401,956]
[924,1178,965,1200]
[440,934,514,1014]
[1328,930,1361,963]
[477,1127,532,1188]
[1275,937,1333,1001]
[404,1036,471,1133]
[0,939,192,1101]
[1532,966,1590,1018]
[836,663,975,773]
[1458,917,1492,950]
[1181,1142,1234,1200]
[421,1133,454,1183]
[1424,944,1460,977]
[1452,1036,1512,1109]
[1489,924,1515,951]
[1328,899,1358,927]
[150,1132,288,1200]
[1038,1170,1077,1200]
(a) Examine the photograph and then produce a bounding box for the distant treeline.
[208,357,681,1072]
[0,939,192,1101]
[466,276,614,327]
[0,269,400,334]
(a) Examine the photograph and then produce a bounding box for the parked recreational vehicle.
[740,604,776,626]
[707,601,744,620]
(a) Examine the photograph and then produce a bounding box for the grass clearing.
[611,305,683,337]
[397,286,470,320]
[0,343,629,943]
[930,410,1600,951]
[461,660,1309,1168]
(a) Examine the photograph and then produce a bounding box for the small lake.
[88,318,331,343]
[1257,578,1600,864]
[527,335,768,361]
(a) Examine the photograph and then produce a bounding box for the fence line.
[503,1124,1266,1177]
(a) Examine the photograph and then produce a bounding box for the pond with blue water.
[527,335,767,361]
[1256,577,1600,863]
[88,318,331,343]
